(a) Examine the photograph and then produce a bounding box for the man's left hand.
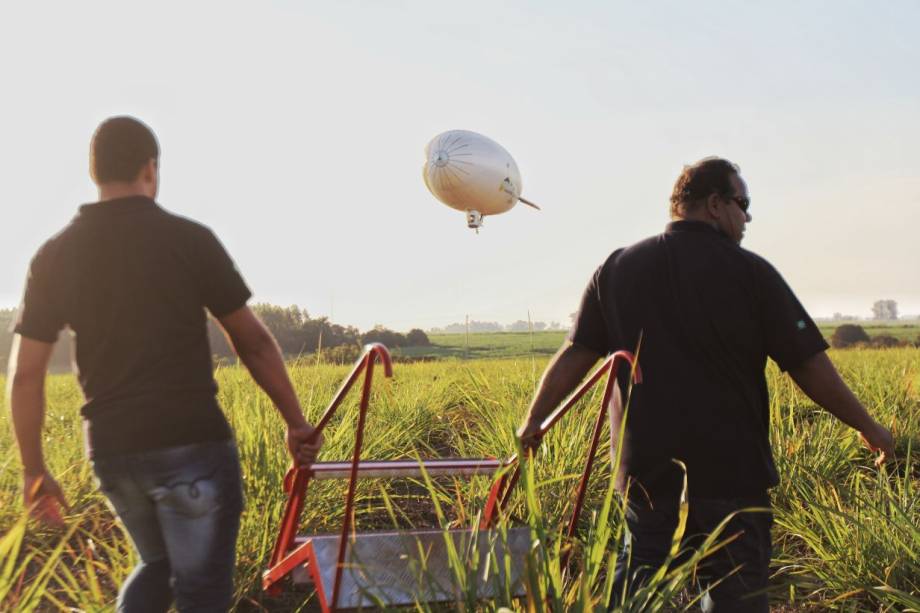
[287,423,324,469]
[24,472,68,527]
[859,420,895,467]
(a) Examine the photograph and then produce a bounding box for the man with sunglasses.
[516,157,894,611]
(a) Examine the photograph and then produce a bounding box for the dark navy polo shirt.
[569,220,828,498]
[14,196,251,458]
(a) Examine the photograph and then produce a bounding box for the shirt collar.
[665,219,725,237]
[77,196,159,218]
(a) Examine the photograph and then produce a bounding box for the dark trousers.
[92,439,244,613]
[609,492,772,612]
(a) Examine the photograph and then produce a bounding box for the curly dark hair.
[90,116,159,184]
[669,157,740,218]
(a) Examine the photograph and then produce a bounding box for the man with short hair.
[7,116,323,612]
[516,157,894,612]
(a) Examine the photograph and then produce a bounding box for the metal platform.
[263,344,642,612]
[292,527,531,610]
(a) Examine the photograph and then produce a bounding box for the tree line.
[430,319,566,334]
[0,304,430,374]
[829,324,920,349]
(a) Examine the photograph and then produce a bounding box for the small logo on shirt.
[796,320,806,330]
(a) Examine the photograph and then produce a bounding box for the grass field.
[1,346,918,611]
[398,331,568,359]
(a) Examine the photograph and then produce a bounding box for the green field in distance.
[396,322,920,360]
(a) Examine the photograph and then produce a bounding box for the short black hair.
[669,157,740,218]
[90,116,159,184]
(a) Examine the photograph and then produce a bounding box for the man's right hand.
[859,421,895,467]
[516,420,543,452]
[24,472,68,528]
[287,423,324,469]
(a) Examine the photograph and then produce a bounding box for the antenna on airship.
[519,196,541,210]
[422,130,542,230]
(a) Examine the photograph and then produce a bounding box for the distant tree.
[325,320,361,349]
[247,304,361,356]
[532,321,547,332]
[405,329,431,346]
[437,320,503,333]
[252,303,310,354]
[507,320,531,332]
[1,300,395,374]
[547,321,563,330]
[869,335,903,349]
[320,343,363,364]
[361,325,407,348]
[871,299,898,320]
[830,324,870,349]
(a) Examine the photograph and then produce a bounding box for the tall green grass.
[1,348,917,610]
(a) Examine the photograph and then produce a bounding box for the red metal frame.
[264,343,393,599]
[263,344,641,609]
[480,349,642,564]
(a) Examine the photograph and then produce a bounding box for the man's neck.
[675,212,719,232]
[97,183,153,202]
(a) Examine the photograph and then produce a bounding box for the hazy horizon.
[2,2,918,331]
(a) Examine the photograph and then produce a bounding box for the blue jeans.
[610,492,772,612]
[92,439,244,613]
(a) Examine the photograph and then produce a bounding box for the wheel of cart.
[262,343,641,612]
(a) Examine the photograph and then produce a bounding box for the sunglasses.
[727,195,750,213]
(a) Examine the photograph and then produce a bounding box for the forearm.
[9,379,47,476]
[787,352,877,432]
[237,337,307,428]
[521,343,601,430]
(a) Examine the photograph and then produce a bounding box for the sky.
[1,1,918,331]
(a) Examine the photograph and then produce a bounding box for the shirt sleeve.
[757,260,828,371]
[198,229,252,318]
[13,245,65,343]
[567,266,611,355]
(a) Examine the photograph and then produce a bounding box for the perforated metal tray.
[291,527,531,609]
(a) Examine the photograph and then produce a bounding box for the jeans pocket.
[152,442,243,519]
[157,471,223,518]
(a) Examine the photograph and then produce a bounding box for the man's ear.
[705,193,722,219]
[141,158,157,184]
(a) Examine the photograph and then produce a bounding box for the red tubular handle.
[330,345,391,610]
[312,343,393,439]
[537,350,641,438]
[481,350,641,530]
[264,344,393,596]
[280,343,394,486]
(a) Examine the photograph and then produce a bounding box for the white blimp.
[423,130,540,230]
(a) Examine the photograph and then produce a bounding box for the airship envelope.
[423,130,539,229]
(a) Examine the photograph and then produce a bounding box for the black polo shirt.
[570,221,828,499]
[14,196,251,458]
